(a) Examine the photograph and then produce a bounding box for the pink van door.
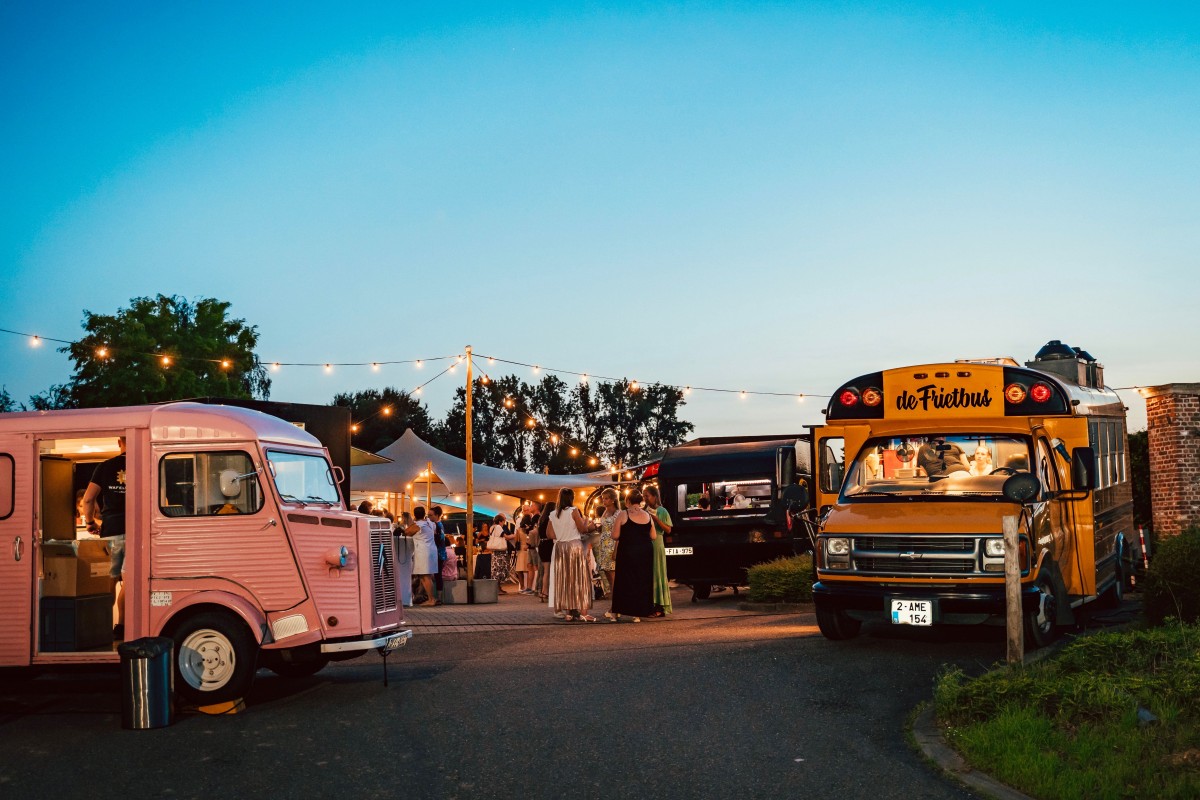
[0,435,33,665]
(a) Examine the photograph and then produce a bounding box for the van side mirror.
[1071,447,1096,490]
[1002,472,1041,505]
[824,461,844,493]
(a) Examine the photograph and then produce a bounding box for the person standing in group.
[536,501,556,600]
[394,511,417,608]
[594,488,620,598]
[520,502,542,596]
[644,486,674,617]
[489,514,516,592]
[406,506,439,606]
[431,506,449,599]
[608,488,656,622]
[81,436,127,639]
[546,488,599,621]
[513,505,532,594]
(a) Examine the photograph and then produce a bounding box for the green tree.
[52,295,269,408]
[1129,430,1151,529]
[332,387,434,454]
[0,387,19,412]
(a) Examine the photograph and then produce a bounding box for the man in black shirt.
[917,437,970,478]
[81,436,127,639]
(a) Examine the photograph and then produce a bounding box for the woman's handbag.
[486,525,507,551]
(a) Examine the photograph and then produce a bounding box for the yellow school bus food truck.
[809,341,1132,646]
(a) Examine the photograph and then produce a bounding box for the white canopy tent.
[352,429,604,507]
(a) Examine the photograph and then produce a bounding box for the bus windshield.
[841,434,1031,500]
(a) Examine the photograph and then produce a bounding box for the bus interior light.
[1004,383,1028,404]
[839,389,860,407]
[861,387,883,407]
[1030,382,1053,403]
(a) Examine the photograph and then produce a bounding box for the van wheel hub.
[179,629,237,691]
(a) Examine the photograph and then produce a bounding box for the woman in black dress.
[608,488,656,622]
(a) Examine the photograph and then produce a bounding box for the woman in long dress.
[394,511,417,609]
[594,488,620,597]
[644,486,674,617]
[408,506,439,606]
[488,514,515,592]
[546,487,599,621]
[608,488,656,622]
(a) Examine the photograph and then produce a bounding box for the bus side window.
[820,438,845,493]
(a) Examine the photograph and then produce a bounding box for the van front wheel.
[816,605,862,640]
[171,611,258,704]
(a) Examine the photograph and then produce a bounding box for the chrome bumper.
[320,629,413,654]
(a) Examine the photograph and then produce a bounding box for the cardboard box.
[42,539,113,597]
[40,594,112,651]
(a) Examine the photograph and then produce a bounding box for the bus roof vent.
[1026,340,1105,389]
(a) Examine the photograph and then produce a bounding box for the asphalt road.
[0,612,1005,800]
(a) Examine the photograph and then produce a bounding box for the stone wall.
[1143,383,1200,538]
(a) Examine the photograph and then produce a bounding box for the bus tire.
[171,611,258,705]
[691,583,711,601]
[1099,548,1125,610]
[1024,577,1059,649]
[816,606,862,640]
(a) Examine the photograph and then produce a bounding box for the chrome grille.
[846,534,984,577]
[370,521,398,613]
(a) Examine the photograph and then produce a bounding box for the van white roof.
[0,402,321,448]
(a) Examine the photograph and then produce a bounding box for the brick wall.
[1144,383,1200,538]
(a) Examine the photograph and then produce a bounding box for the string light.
[96,347,108,359]
[272,362,281,371]
[351,424,360,433]
[161,355,171,367]
[526,418,536,428]
[740,390,747,400]
[371,362,380,371]
[30,335,40,347]
[382,407,392,416]
[630,381,639,393]
[221,359,232,370]
[533,365,541,374]
[415,360,424,368]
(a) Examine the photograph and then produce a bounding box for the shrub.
[747,555,813,603]
[1143,526,1200,626]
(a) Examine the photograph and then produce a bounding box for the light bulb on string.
[740,390,747,400]
[161,355,172,367]
[488,357,495,365]
[30,335,41,347]
[570,448,578,456]
[96,347,108,359]
[532,365,541,374]
[684,386,691,395]
[382,407,392,416]
[526,418,536,428]
[589,457,598,466]
[271,362,281,371]
[324,364,332,373]
[630,381,639,393]
[415,360,423,368]
[371,362,380,371]
[221,359,232,370]
[351,424,360,433]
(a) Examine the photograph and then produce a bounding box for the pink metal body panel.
[0,402,399,667]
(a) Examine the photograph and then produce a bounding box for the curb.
[911,703,1035,800]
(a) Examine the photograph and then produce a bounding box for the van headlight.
[984,539,1006,558]
[827,538,850,556]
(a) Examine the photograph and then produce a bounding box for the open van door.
[0,435,33,665]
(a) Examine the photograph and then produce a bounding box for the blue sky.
[2,2,1197,436]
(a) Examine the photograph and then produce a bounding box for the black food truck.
[641,436,813,599]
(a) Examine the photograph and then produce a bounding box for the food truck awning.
[351,429,601,497]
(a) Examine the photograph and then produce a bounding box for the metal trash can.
[118,636,174,729]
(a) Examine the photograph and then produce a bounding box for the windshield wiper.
[847,489,896,497]
[305,496,336,505]
[279,493,307,506]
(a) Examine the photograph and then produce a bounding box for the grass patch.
[934,624,1200,800]
[746,555,813,603]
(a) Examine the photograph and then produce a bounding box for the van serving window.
[159,451,264,517]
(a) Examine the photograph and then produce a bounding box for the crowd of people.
[359,486,675,623]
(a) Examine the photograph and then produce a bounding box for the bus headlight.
[827,538,850,556]
[984,539,1006,558]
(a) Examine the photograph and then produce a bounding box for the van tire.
[1024,577,1059,649]
[170,611,258,705]
[816,606,862,640]
[1099,552,1125,610]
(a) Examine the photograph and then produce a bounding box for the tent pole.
[426,461,432,510]
[465,345,475,596]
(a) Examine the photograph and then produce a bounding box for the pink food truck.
[0,402,410,703]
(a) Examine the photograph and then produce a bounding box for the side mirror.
[1002,472,1041,505]
[824,461,844,493]
[1072,447,1096,490]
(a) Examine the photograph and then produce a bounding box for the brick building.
[1143,383,1200,538]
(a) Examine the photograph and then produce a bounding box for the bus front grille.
[847,534,983,577]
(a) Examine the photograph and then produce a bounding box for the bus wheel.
[816,606,862,640]
[691,583,711,601]
[1099,554,1125,609]
[1024,578,1059,649]
[171,611,258,705]
[261,650,330,679]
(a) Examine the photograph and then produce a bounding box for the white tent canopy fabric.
[352,429,601,497]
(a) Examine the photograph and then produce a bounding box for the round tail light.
[1004,383,1027,404]
[1030,382,1053,403]
[839,389,860,407]
[861,387,883,407]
